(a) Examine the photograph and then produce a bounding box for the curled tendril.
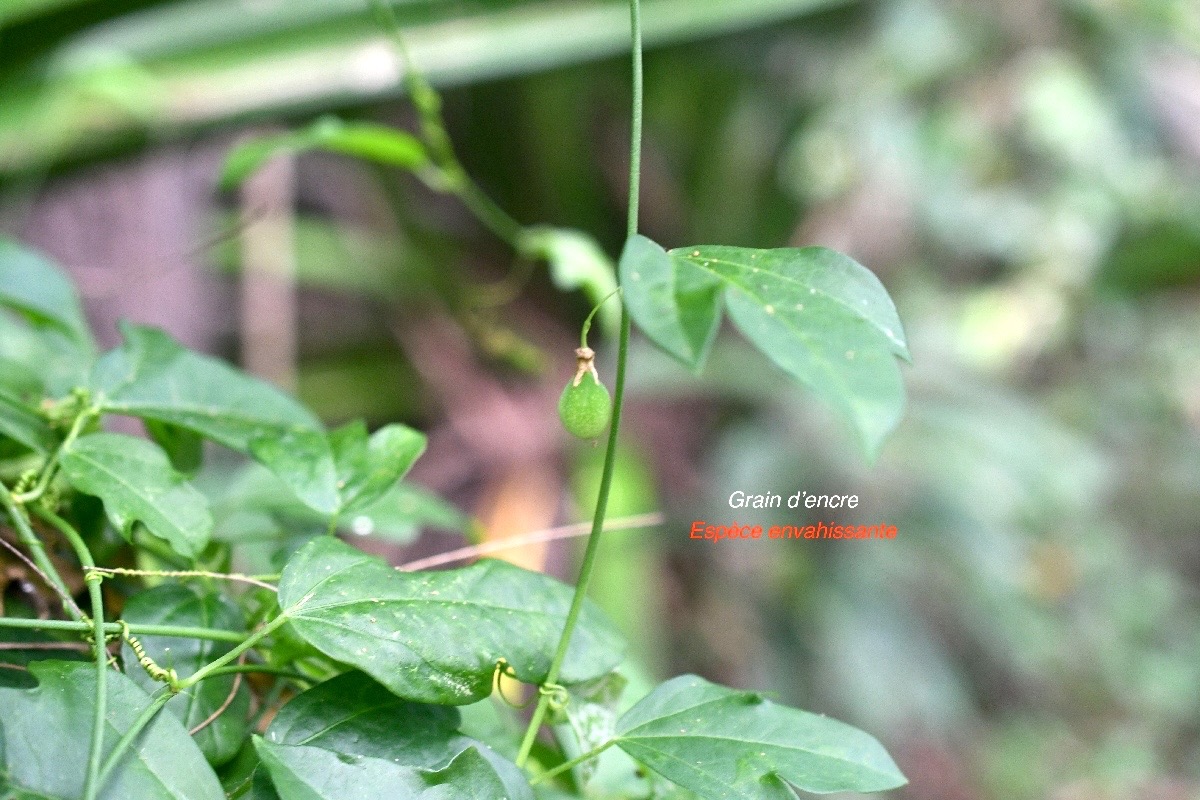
[121,621,179,687]
[12,469,37,495]
[539,682,570,714]
[76,613,120,668]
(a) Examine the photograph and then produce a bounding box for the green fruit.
[558,373,612,439]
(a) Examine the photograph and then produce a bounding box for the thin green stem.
[514,0,643,769]
[198,663,312,684]
[626,0,644,240]
[0,482,80,619]
[94,688,174,792]
[90,615,288,791]
[370,0,525,248]
[35,505,107,800]
[531,740,616,785]
[175,614,289,690]
[454,178,526,248]
[14,404,94,505]
[0,615,247,643]
[581,288,622,349]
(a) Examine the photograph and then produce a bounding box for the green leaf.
[521,227,621,335]
[277,537,624,705]
[256,740,527,800]
[0,627,88,684]
[0,388,54,454]
[90,323,337,513]
[614,675,906,798]
[122,585,249,767]
[267,672,467,765]
[0,238,94,351]
[0,357,42,397]
[0,315,90,397]
[265,671,532,798]
[58,432,213,558]
[243,769,284,800]
[220,117,427,191]
[619,235,724,369]
[91,322,321,450]
[619,235,909,456]
[329,421,427,516]
[247,427,340,516]
[0,660,224,799]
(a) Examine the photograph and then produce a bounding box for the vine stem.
[370,0,526,249]
[35,505,107,800]
[514,0,643,769]
[91,614,290,794]
[580,288,622,350]
[0,482,78,617]
[175,614,290,691]
[13,402,94,504]
[94,689,174,792]
[530,740,616,784]
[0,615,248,643]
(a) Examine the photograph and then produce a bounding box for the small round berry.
[558,372,612,439]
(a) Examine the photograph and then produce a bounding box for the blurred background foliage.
[3,0,1200,798]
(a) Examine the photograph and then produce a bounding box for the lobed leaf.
[90,323,321,451]
[122,585,249,766]
[619,235,910,457]
[247,427,340,516]
[614,675,906,799]
[210,468,459,551]
[88,324,432,516]
[620,234,724,369]
[58,432,213,558]
[277,537,624,705]
[0,661,224,799]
